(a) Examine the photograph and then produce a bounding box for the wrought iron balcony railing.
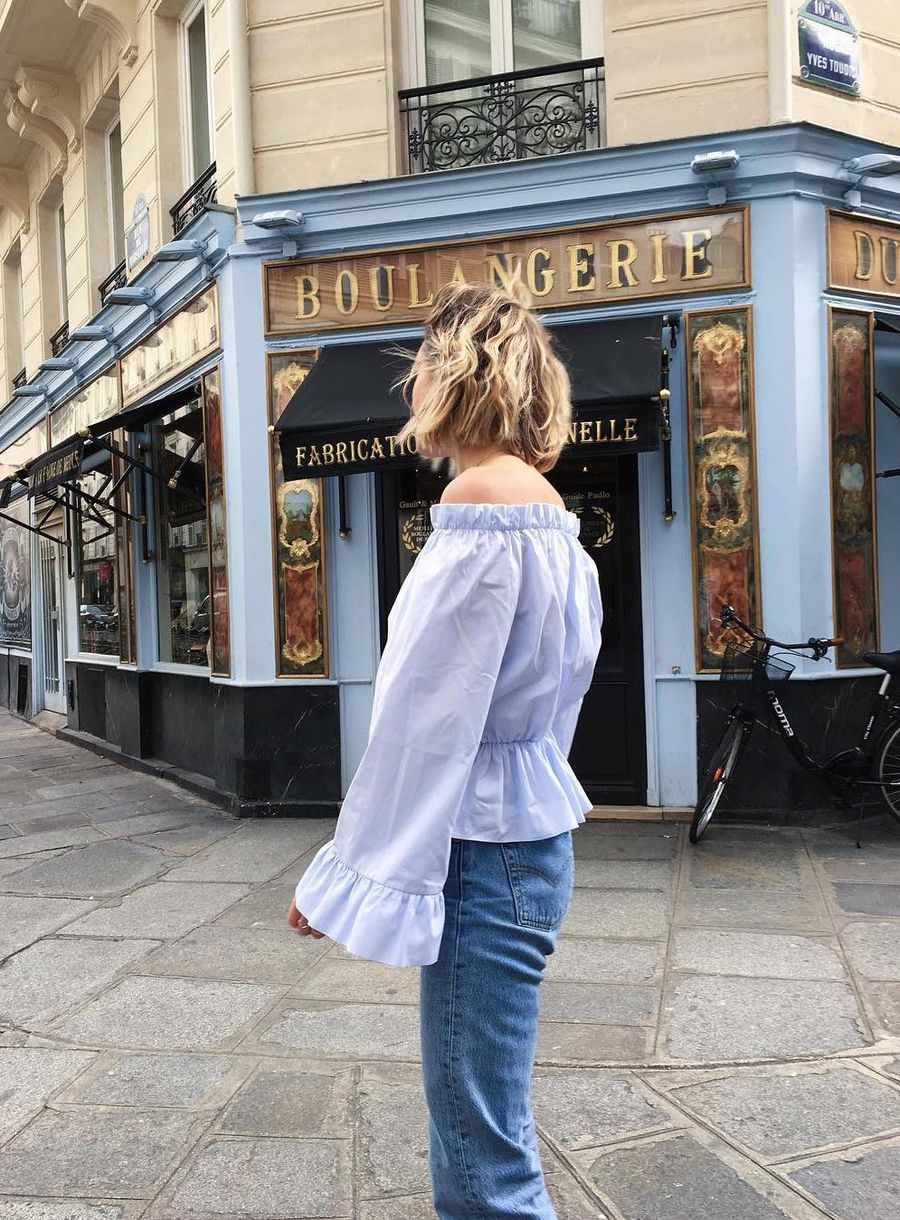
[171,162,217,236]
[399,58,605,175]
[49,320,70,357]
[99,259,128,306]
[12,367,27,389]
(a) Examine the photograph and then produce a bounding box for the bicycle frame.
[720,608,900,791]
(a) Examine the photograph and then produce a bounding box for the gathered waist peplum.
[452,729,593,842]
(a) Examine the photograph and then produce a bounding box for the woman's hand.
[287,896,325,939]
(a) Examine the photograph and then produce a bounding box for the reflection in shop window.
[151,400,210,667]
[77,457,118,656]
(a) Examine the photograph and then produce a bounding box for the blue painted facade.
[2,123,899,814]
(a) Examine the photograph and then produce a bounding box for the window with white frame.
[180,0,213,184]
[2,241,25,395]
[56,202,68,325]
[106,117,125,267]
[405,0,601,87]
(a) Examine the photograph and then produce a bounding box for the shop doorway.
[376,450,647,805]
[38,529,67,714]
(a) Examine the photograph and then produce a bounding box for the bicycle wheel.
[875,721,900,823]
[691,717,746,844]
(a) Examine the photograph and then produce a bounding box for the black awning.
[275,343,415,481]
[875,311,900,334]
[554,315,664,405]
[276,316,665,480]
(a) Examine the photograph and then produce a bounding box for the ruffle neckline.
[430,501,580,536]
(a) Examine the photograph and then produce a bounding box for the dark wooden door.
[376,453,647,804]
[547,453,647,805]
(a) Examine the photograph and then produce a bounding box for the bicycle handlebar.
[718,605,843,660]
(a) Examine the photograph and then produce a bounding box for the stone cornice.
[64,0,139,67]
[15,66,81,153]
[4,90,67,175]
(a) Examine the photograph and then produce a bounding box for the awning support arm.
[877,467,900,479]
[0,508,71,548]
[658,344,675,523]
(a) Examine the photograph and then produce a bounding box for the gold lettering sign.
[265,208,749,334]
[285,415,649,478]
[50,365,121,446]
[828,210,900,298]
[120,284,220,406]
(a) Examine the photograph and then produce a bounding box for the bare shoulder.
[440,463,565,509]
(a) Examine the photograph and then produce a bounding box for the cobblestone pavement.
[1,711,900,1219]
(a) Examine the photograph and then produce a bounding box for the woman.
[287,280,603,1219]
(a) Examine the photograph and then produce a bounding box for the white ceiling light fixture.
[68,325,115,345]
[690,149,741,206]
[841,154,900,208]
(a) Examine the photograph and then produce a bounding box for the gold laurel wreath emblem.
[590,505,615,549]
[401,513,424,554]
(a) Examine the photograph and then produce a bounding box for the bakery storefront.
[0,286,227,772]
[263,208,751,809]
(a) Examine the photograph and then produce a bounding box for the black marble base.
[697,673,885,824]
[0,652,31,717]
[62,661,341,815]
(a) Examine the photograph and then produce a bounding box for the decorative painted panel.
[686,307,762,671]
[202,367,231,677]
[0,497,31,648]
[829,307,878,667]
[267,351,328,678]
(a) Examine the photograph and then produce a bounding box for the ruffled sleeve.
[552,546,604,758]
[294,524,520,967]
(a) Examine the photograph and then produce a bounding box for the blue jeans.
[420,832,575,1219]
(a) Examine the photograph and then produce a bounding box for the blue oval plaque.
[798,0,860,95]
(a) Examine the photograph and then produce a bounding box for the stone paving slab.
[545,937,664,983]
[0,1202,145,1220]
[664,1064,900,1159]
[0,894,96,961]
[788,1140,900,1220]
[664,977,868,1061]
[584,1132,806,1220]
[0,1108,206,1198]
[840,921,900,981]
[0,1047,95,1140]
[532,1070,679,1150]
[831,882,900,917]
[674,886,831,932]
[135,924,328,983]
[218,1062,355,1138]
[672,928,846,980]
[60,881,251,940]
[67,1052,246,1109]
[252,1000,421,1060]
[0,936,160,1027]
[53,976,284,1051]
[2,841,166,898]
[153,1136,353,1219]
[3,710,900,1219]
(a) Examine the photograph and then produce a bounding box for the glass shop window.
[151,399,210,667]
[77,455,119,657]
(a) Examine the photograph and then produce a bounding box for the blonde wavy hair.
[392,278,572,474]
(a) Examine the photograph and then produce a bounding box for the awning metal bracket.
[658,344,675,523]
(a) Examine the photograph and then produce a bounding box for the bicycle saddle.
[862,649,900,675]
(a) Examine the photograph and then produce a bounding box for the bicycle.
[691,605,900,844]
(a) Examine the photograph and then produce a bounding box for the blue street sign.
[798,1,860,95]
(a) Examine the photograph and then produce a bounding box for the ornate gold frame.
[827,305,880,667]
[265,348,330,679]
[684,304,763,674]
